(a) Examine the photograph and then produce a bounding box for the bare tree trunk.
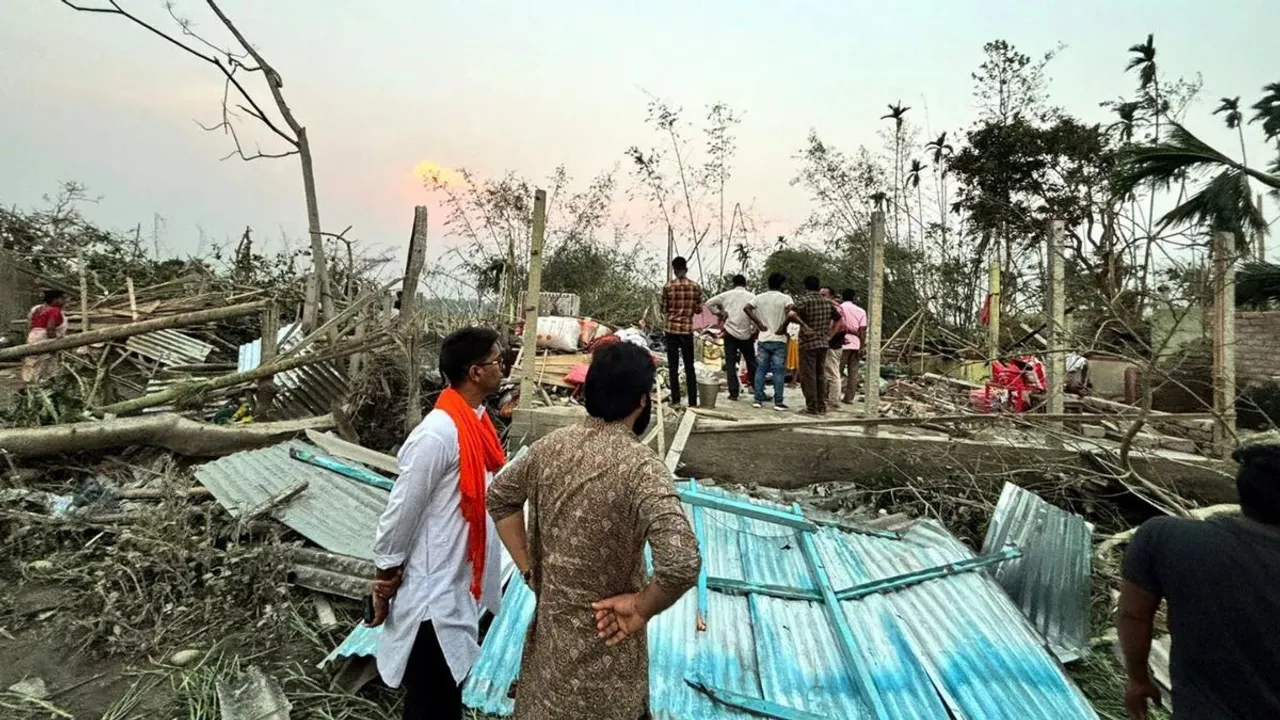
[0,301,267,362]
[297,129,334,331]
[0,413,334,459]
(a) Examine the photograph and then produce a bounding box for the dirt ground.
[0,583,142,718]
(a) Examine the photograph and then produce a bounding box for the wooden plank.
[304,429,400,475]
[664,410,697,474]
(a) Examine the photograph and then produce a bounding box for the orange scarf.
[435,387,506,599]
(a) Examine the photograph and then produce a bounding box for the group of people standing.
[661,257,867,415]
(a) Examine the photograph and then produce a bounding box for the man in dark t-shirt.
[1119,436,1280,719]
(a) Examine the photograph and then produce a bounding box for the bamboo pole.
[863,211,886,434]
[0,301,268,362]
[518,190,548,411]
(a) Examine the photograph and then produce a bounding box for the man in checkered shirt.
[661,256,702,406]
[792,275,840,414]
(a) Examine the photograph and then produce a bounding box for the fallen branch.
[242,479,308,521]
[0,413,333,459]
[0,301,267,362]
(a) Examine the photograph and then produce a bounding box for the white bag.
[535,316,581,351]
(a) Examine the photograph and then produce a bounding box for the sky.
[3,0,1278,270]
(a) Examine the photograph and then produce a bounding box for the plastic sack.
[535,316,582,351]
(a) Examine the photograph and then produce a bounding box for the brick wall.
[1234,311,1280,387]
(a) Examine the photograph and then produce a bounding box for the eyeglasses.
[474,358,505,370]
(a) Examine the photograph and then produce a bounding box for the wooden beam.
[256,301,280,414]
[303,429,400,475]
[518,190,548,411]
[664,410,698,474]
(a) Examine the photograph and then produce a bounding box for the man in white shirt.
[744,272,796,411]
[705,274,758,401]
[369,326,508,720]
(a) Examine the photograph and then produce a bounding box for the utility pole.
[518,190,548,411]
[864,211,886,435]
[1211,230,1237,457]
[1045,219,1066,421]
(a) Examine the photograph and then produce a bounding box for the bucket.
[697,381,720,409]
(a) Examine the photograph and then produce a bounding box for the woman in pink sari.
[21,290,69,384]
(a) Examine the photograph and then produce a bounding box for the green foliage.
[1240,381,1280,431]
[1252,83,1280,141]
[0,374,88,427]
[1236,262,1280,307]
[760,245,921,333]
[950,116,1114,257]
[541,236,660,325]
[1112,121,1278,244]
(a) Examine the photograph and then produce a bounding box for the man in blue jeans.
[744,272,796,411]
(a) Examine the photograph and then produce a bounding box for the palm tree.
[1126,34,1161,139]
[905,159,926,252]
[881,102,910,244]
[1252,83,1280,142]
[1236,261,1280,307]
[925,133,954,250]
[1252,83,1280,185]
[1215,97,1248,166]
[1114,121,1280,244]
[1110,101,1141,144]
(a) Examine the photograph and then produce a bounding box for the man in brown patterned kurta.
[488,342,702,720]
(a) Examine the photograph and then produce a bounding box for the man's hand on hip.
[592,593,649,647]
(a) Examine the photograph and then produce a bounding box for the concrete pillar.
[518,190,548,411]
[864,211,886,435]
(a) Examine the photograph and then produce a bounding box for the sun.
[412,160,466,188]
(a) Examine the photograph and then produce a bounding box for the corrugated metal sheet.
[126,329,214,366]
[981,482,1092,663]
[239,324,349,420]
[194,440,387,559]
[368,483,1097,719]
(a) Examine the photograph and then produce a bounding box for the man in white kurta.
[370,327,506,720]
